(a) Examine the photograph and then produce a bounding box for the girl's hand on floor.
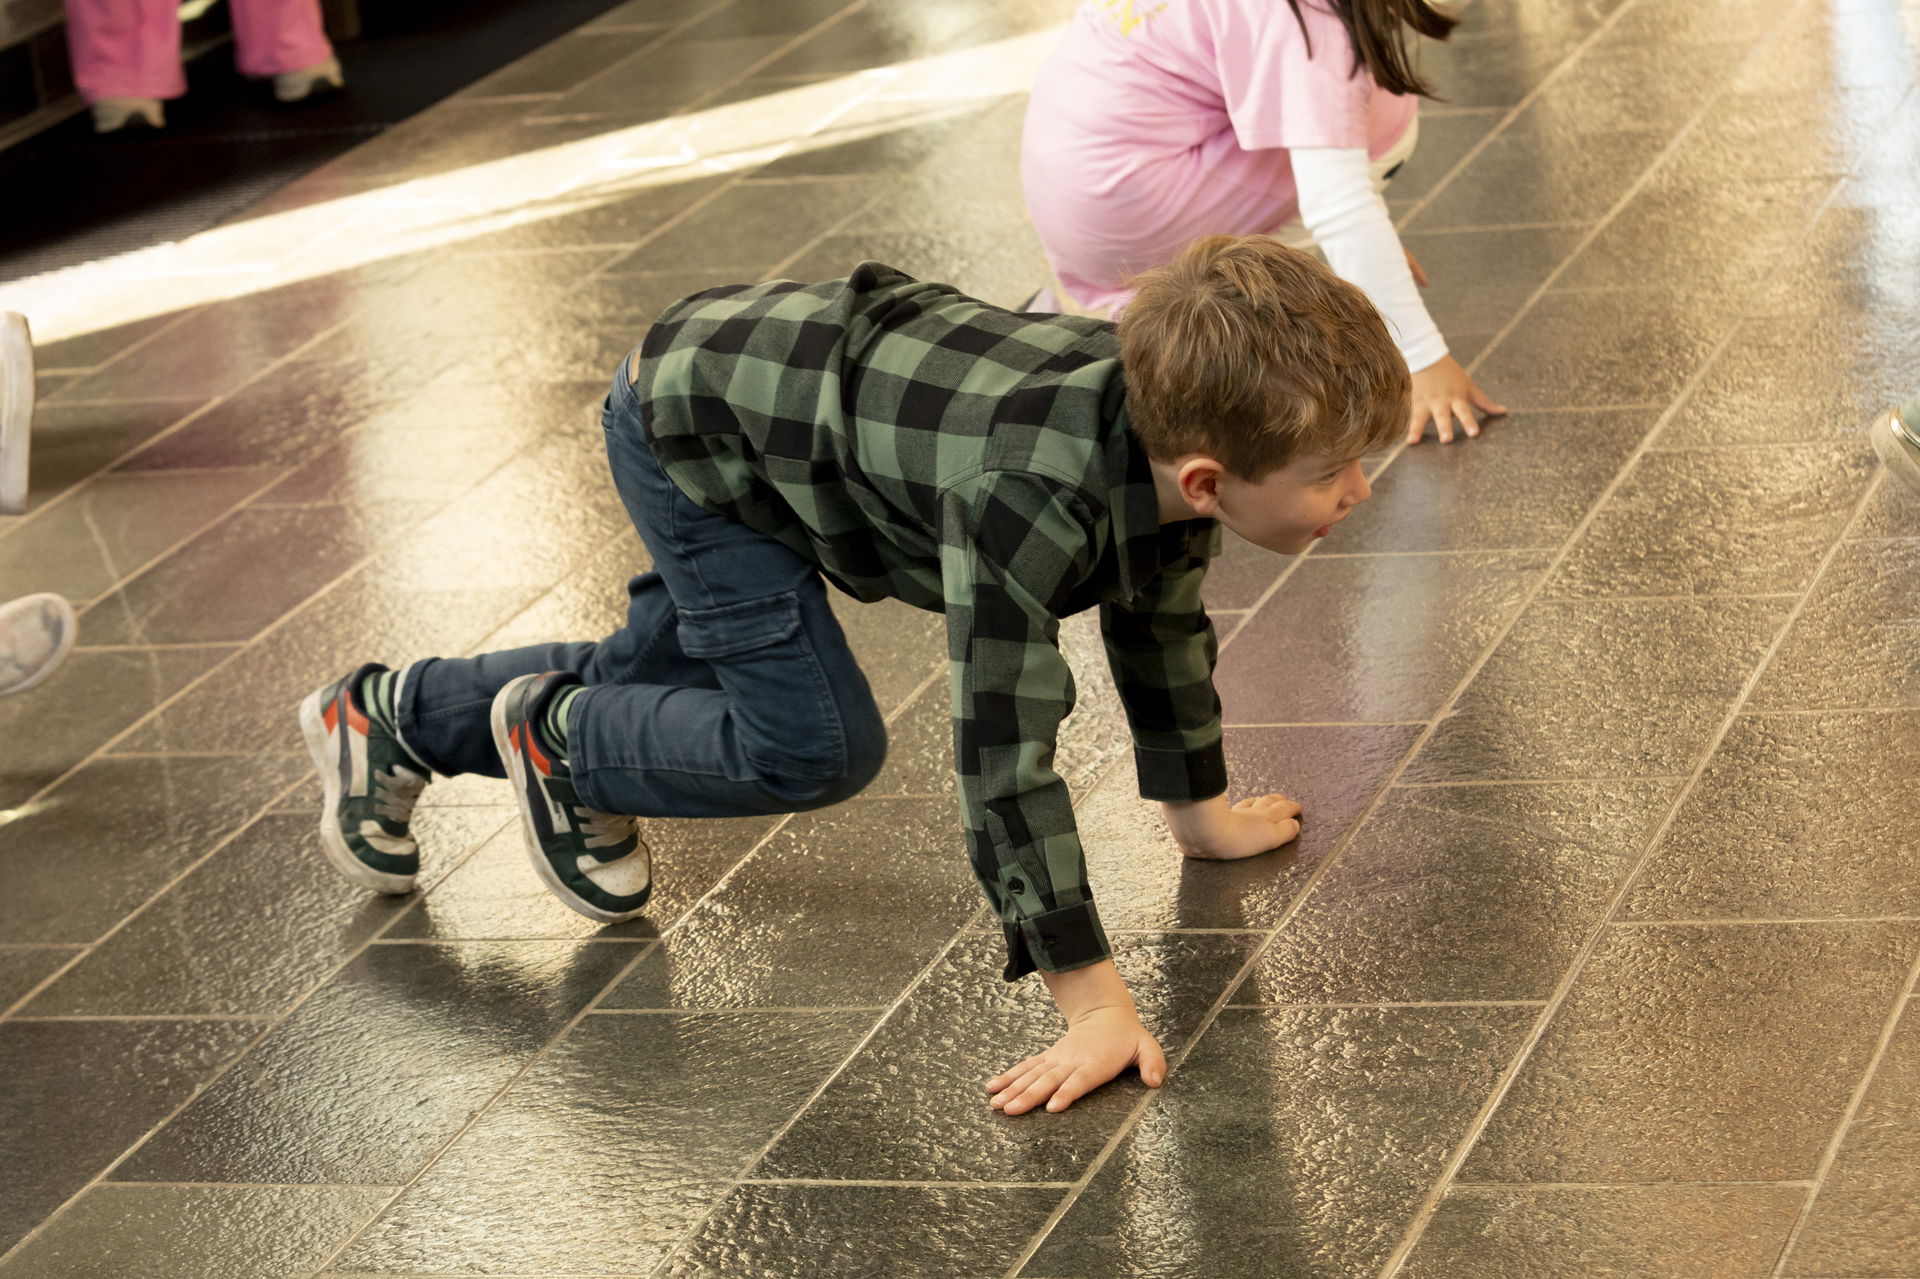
[987,1007,1166,1115]
[1408,354,1507,444]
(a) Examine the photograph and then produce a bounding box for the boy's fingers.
[1139,1038,1169,1088]
[1252,793,1302,818]
[1007,1066,1068,1115]
[1045,1066,1103,1113]
[1471,385,1508,416]
[990,1060,1047,1105]
[987,1053,1045,1092]
[1405,411,1427,444]
[1433,408,1455,443]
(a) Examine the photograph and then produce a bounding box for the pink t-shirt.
[1023,0,1417,306]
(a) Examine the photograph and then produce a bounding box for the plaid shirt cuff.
[1133,742,1228,804]
[1001,900,1112,980]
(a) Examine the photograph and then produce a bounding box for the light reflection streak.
[0,26,1065,345]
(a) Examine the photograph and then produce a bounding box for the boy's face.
[1211,451,1374,555]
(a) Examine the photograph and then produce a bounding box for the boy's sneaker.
[1868,391,1920,500]
[491,672,652,922]
[2,311,32,516]
[299,662,429,894]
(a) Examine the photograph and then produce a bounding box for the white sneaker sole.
[0,592,74,697]
[299,686,417,895]
[490,687,645,924]
[1869,409,1920,501]
[1,312,33,517]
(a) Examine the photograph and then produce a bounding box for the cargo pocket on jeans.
[676,591,806,658]
[676,590,846,785]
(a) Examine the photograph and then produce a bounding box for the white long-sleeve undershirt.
[1289,145,1449,374]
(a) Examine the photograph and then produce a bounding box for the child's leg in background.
[227,0,335,78]
[65,0,187,102]
[398,366,888,820]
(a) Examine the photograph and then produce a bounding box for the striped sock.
[358,669,400,736]
[540,685,583,757]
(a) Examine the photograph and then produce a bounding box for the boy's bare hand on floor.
[993,962,1164,1116]
[987,1005,1167,1116]
[1408,354,1506,445]
[1162,791,1303,860]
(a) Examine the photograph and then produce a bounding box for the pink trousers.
[67,0,335,102]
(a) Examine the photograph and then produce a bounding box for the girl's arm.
[1291,146,1506,443]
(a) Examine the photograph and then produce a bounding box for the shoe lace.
[576,807,639,852]
[373,765,429,823]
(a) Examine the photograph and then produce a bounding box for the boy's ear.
[1175,456,1226,515]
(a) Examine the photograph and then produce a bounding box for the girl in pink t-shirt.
[1022,0,1504,444]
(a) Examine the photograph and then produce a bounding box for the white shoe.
[273,57,344,103]
[1,311,32,517]
[0,594,76,697]
[1868,393,1920,501]
[90,97,165,133]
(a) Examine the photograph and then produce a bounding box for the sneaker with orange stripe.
[490,672,652,922]
[298,662,429,894]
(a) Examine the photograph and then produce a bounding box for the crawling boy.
[300,234,1408,1115]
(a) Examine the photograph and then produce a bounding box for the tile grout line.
[1384,183,1870,1279]
[1453,1179,1819,1191]
[1612,912,1920,928]
[299,936,673,1277]
[1326,3,1891,1267]
[1375,371,1897,1278]
[1375,470,1848,1271]
[305,659,951,1276]
[1765,474,1920,1279]
[1225,999,1549,1010]
[6,373,622,817]
[1393,774,1691,787]
[730,1177,1076,1189]
[634,908,999,1279]
[562,0,898,297]
[0,773,314,1025]
[0,784,528,1259]
[0,304,350,545]
[51,467,298,627]
[1774,752,1920,1274]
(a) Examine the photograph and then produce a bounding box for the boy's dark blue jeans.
[396,362,889,817]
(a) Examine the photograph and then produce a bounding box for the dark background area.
[0,0,638,283]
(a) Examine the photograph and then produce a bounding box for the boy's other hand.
[987,1006,1167,1115]
[1162,791,1302,860]
[1408,354,1506,445]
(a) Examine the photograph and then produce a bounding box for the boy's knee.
[767,717,887,810]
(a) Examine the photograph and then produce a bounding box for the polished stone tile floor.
[2,0,1919,1274]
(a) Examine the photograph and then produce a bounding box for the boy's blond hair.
[1117,235,1410,480]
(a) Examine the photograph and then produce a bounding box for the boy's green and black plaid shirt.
[634,263,1227,979]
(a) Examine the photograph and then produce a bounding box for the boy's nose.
[1346,469,1372,506]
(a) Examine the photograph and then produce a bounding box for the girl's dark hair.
[1286,0,1459,99]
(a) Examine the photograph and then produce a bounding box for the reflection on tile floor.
[2,0,1919,1273]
